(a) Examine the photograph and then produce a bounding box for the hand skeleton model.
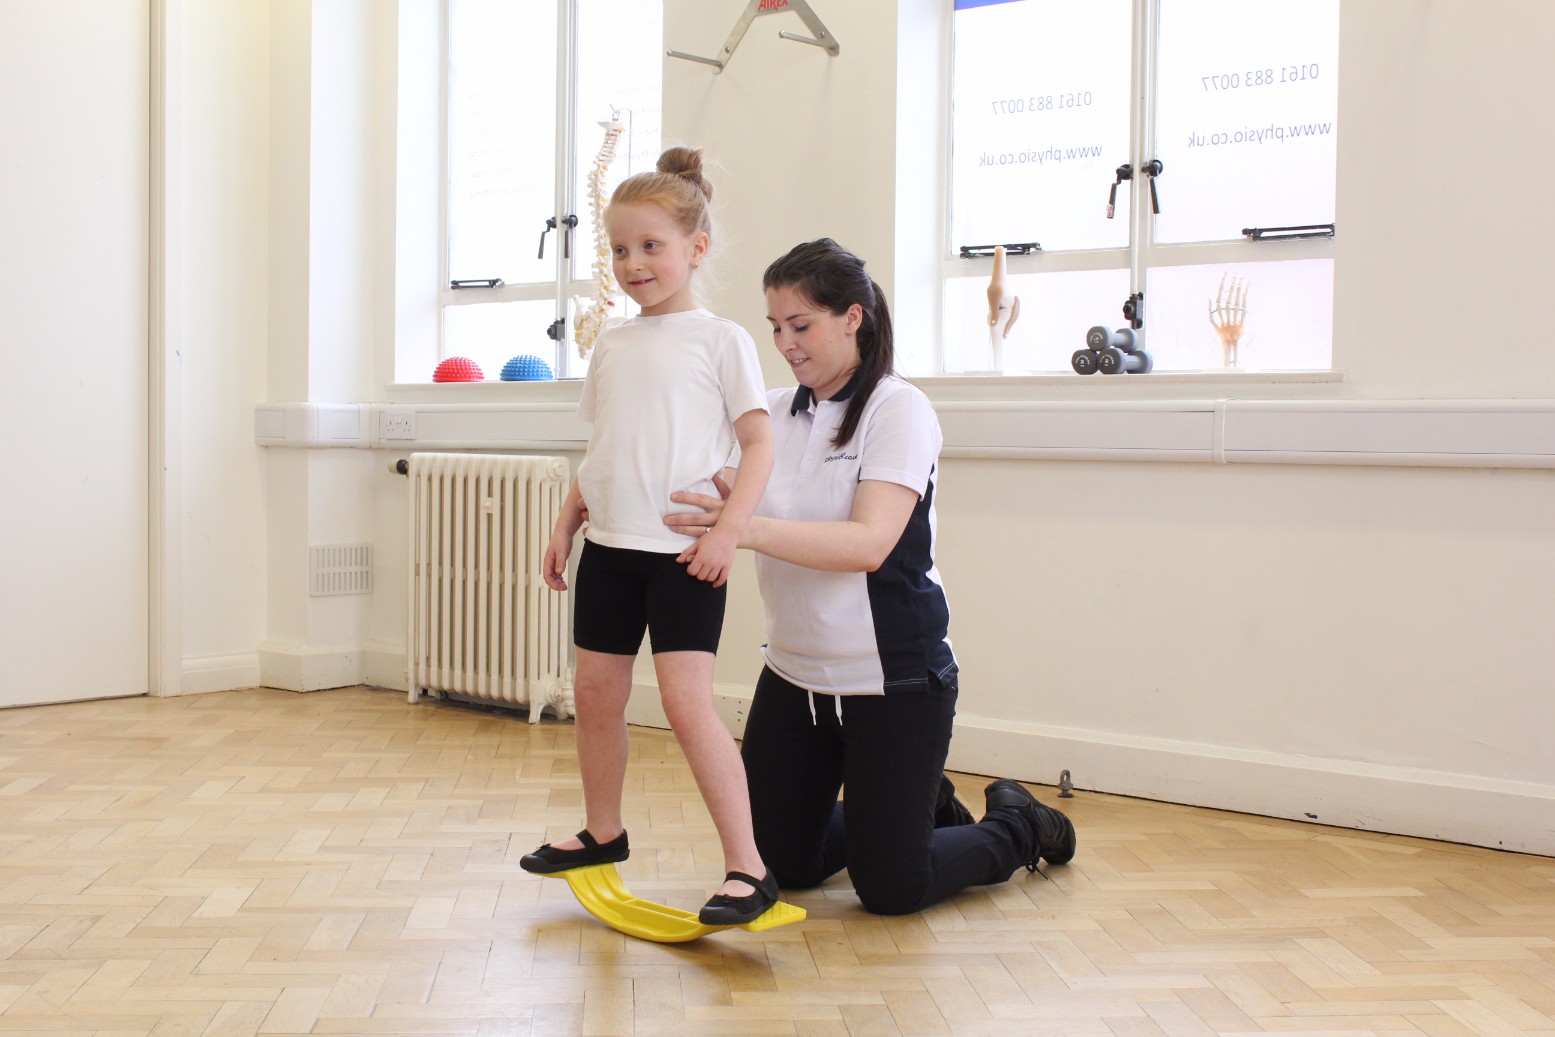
[1209,273,1249,368]
[985,245,1021,369]
[573,119,625,358]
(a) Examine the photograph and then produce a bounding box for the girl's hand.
[543,528,573,591]
[666,473,735,584]
[679,528,736,587]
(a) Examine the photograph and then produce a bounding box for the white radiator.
[405,452,574,722]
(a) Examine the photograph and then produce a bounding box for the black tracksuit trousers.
[740,665,1036,916]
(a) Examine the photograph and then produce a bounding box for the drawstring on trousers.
[805,690,844,727]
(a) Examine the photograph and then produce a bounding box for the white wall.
[147,0,1555,854]
[1333,3,1555,399]
[655,0,1555,854]
[168,0,272,694]
[154,1,383,695]
[258,0,384,691]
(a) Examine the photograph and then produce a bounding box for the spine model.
[574,119,625,358]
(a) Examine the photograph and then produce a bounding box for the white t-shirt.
[577,308,768,554]
[754,373,955,696]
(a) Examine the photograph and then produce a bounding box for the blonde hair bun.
[609,144,716,240]
[656,145,713,201]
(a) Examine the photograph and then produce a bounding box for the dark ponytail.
[762,239,895,449]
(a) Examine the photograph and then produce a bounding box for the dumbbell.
[1086,325,1138,352]
[1071,347,1100,375]
[1098,345,1152,374]
[1086,326,1153,375]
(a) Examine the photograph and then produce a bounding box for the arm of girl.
[542,478,587,591]
[678,408,773,588]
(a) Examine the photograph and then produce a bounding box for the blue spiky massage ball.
[500,354,555,381]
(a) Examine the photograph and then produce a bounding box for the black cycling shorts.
[572,540,727,655]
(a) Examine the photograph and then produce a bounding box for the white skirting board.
[943,713,1555,858]
[621,681,1553,858]
[365,640,410,692]
[210,659,1547,856]
[623,678,753,735]
[176,652,262,696]
[257,640,366,692]
[176,643,403,696]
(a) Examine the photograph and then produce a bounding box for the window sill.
[383,379,585,404]
[916,368,1345,402]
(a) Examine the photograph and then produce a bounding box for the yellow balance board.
[552,863,805,943]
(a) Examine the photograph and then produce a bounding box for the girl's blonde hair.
[609,146,714,240]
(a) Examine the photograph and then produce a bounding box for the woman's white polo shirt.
[755,372,955,696]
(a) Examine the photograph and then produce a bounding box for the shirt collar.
[790,365,868,416]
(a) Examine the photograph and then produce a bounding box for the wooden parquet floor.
[0,687,1551,1036]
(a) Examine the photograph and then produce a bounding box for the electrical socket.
[380,411,416,440]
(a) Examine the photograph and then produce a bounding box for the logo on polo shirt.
[823,452,859,463]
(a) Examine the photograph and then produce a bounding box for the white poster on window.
[951,0,1132,252]
[1153,0,1339,243]
[447,0,560,284]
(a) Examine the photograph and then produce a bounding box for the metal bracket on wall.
[667,0,839,73]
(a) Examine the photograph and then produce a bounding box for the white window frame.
[936,0,1337,377]
[437,0,589,379]
[387,0,657,386]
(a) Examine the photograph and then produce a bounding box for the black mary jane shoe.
[519,829,629,874]
[698,869,780,926]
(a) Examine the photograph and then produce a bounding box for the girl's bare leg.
[547,647,634,851]
[654,650,765,897]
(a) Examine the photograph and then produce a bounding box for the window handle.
[1106,164,1132,219]
[539,215,580,259]
[1242,223,1335,241]
[1142,159,1163,215]
[959,242,1041,257]
[561,214,579,260]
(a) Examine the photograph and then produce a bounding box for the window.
[441,0,663,381]
[940,0,1338,376]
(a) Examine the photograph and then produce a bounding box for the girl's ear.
[846,302,864,333]
[691,231,710,266]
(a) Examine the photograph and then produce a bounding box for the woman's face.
[765,284,863,402]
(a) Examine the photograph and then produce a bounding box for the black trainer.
[983,779,1076,870]
[935,774,976,828]
[519,829,629,874]
[698,869,780,925]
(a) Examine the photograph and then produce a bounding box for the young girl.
[520,147,779,925]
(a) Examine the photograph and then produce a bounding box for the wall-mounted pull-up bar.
[667,0,839,73]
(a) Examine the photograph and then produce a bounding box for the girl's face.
[765,284,863,402]
[606,201,707,317]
